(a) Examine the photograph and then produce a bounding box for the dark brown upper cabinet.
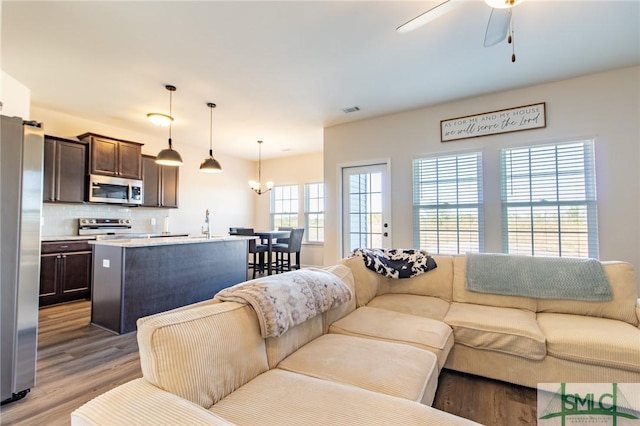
[43,136,88,203]
[78,133,143,180]
[142,154,179,208]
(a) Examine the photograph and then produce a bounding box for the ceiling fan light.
[484,0,524,9]
[156,146,183,166]
[147,113,173,126]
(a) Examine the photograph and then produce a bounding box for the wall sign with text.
[440,102,546,142]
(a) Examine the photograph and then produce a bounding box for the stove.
[78,218,132,236]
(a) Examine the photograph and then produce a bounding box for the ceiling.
[2,1,639,160]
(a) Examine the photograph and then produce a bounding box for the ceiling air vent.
[342,106,361,114]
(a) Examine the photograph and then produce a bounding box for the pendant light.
[155,85,183,166]
[249,140,273,195]
[199,102,223,173]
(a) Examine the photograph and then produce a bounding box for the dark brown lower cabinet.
[39,240,92,307]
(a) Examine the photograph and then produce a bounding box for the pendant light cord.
[168,88,173,147]
[209,105,213,156]
[258,141,262,185]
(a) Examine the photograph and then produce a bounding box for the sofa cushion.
[367,294,451,321]
[265,315,324,369]
[537,313,640,373]
[377,255,454,302]
[445,302,546,361]
[323,264,357,329]
[265,264,357,369]
[340,256,379,307]
[71,378,235,426]
[278,333,439,405]
[452,255,537,312]
[209,369,481,426]
[328,306,454,369]
[537,262,639,326]
[137,301,269,408]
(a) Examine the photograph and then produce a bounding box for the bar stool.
[232,228,267,278]
[273,228,304,272]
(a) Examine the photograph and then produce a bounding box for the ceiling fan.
[397,0,525,62]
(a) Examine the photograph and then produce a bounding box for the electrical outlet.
[150,218,156,226]
[102,259,110,268]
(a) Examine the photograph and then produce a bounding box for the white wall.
[1,70,31,118]
[254,151,324,267]
[324,67,640,286]
[31,105,254,237]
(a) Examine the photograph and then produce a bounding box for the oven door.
[89,175,143,205]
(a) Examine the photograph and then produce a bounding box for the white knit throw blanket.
[216,269,352,338]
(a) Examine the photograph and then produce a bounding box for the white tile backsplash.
[42,203,171,237]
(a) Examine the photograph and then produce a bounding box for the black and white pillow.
[352,248,437,279]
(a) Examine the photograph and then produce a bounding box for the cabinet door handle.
[59,245,69,249]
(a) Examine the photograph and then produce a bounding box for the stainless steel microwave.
[89,174,143,205]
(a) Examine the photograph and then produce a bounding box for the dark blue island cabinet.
[90,236,251,334]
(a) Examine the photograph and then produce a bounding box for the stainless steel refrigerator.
[1,115,44,404]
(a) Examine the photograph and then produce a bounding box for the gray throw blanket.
[465,253,612,301]
[216,268,352,338]
[352,248,437,279]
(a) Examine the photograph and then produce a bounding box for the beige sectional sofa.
[72,254,640,425]
[338,255,640,388]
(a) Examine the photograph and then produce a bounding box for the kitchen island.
[90,235,254,334]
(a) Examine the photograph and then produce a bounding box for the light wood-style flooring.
[0,301,141,426]
[0,300,537,425]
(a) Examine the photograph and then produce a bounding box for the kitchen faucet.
[203,209,212,239]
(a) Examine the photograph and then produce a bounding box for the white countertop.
[42,235,97,242]
[89,235,256,248]
[41,233,188,242]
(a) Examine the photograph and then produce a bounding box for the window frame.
[304,182,324,243]
[270,184,299,229]
[500,140,598,258]
[413,151,484,255]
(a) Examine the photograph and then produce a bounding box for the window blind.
[413,152,484,254]
[500,141,598,258]
[305,182,324,242]
[271,184,299,228]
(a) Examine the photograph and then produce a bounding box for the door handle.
[383,232,388,237]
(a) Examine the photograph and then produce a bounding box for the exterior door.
[341,163,391,257]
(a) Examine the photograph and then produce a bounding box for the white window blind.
[413,152,484,254]
[271,185,299,228]
[500,141,598,258]
[304,182,324,242]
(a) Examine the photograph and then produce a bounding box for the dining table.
[254,230,291,275]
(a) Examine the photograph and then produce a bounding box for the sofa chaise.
[71,253,640,425]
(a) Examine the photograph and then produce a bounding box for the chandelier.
[248,140,273,195]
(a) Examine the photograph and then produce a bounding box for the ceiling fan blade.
[483,8,511,47]
[396,0,459,34]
